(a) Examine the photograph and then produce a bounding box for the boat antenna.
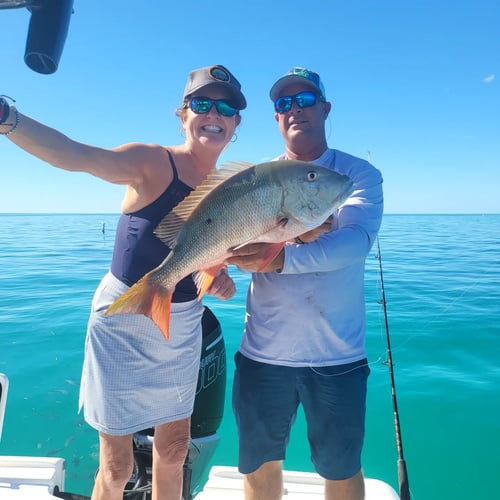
[376,237,411,500]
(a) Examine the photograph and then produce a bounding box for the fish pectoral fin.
[194,265,224,300]
[106,274,173,341]
[256,242,286,272]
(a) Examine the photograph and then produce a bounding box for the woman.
[1,64,246,500]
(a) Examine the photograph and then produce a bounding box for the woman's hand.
[207,267,236,300]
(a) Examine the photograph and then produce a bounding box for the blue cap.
[269,67,326,101]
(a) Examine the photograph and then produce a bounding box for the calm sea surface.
[0,214,499,499]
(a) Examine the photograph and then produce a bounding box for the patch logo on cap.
[209,66,231,82]
[288,68,323,92]
[290,68,314,80]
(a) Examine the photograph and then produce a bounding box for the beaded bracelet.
[0,106,19,136]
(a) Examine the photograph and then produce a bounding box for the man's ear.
[324,101,332,120]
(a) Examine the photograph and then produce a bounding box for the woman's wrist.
[0,106,20,136]
[0,96,19,136]
[0,97,11,125]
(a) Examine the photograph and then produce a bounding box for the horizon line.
[1,212,499,216]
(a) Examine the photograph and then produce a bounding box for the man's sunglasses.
[274,91,325,114]
[189,97,238,117]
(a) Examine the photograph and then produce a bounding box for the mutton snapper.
[106,160,354,341]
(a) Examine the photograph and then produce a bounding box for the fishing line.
[370,244,494,359]
[376,237,411,500]
[309,356,383,377]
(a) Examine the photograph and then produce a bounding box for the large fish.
[106,160,354,340]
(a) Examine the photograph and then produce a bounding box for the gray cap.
[183,64,247,110]
[269,67,326,101]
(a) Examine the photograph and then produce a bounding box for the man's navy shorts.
[232,352,370,480]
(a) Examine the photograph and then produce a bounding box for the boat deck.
[196,466,400,499]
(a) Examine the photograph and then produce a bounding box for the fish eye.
[307,171,318,181]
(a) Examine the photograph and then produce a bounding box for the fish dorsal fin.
[218,160,254,171]
[154,161,254,248]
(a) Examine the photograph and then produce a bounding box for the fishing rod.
[376,238,411,500]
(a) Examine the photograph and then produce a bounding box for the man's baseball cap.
[183,64,247,110]
[269,67,326,101]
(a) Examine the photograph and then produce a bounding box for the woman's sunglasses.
[189,97,238,117]
[274,91,325,114]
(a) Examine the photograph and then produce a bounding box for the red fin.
[194,265,224,300]
[106,275,173,341]
[256,243,285,272]
[151,293,172,341]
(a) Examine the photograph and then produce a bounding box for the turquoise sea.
[0,213,499,499]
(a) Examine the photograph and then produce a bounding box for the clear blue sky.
[2,0,499,213]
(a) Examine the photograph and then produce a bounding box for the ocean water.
[0,213,499,499]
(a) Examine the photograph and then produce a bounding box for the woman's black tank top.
[110,150,197,302]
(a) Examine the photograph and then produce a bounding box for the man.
[227,67,384,500]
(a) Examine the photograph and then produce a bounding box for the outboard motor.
[24,0,74,74]
[125,306,227,500]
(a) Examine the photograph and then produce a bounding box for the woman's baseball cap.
[183,64,247,110]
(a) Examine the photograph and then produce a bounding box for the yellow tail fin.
[106,276,173,341]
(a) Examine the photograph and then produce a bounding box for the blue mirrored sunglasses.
[274,91,325,114]
[189,97,237,117]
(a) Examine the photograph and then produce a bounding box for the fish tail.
[105,275,173,341]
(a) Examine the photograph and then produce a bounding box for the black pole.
[376,238,411,500]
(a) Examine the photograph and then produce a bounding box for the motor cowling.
[191,305,226,438]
